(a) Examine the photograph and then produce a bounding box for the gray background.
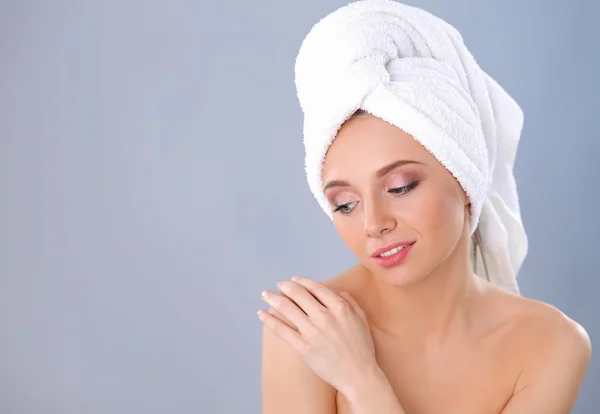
[0,0,597,413]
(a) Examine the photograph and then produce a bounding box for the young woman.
[259,1,591,413]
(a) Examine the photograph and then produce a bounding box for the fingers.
[277,280,327,317]
[267,307,298,331]
[258,309,307,352]
[261,289,314,333]
[290,276,348,313]
[339,291,367,321]
[259,277,358,340]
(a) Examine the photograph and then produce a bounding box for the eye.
[389,181,420,196]
[333,201,357,215]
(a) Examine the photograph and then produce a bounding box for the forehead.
[322,115,432,178]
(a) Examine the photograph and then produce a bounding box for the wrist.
[343,364,385,400]
[343,365,405,414]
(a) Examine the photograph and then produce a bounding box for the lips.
[372,241,415,269]
[371,241,416,258]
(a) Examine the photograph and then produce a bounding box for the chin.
[382,267,426,287]
[363,260,426,287]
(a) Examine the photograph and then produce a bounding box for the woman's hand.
[258,276,378,397]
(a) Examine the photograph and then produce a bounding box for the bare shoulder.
[318,263,379,317]
[260,266,372,413]
[496,291,591,355]
[261,323,336,414]
[489,288,592,404]
[319,263,371,296]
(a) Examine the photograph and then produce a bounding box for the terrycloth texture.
[294,0,528,294]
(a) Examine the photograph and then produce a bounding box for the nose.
[363,198,396,237]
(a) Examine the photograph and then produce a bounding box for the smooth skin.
[260,113,591,414]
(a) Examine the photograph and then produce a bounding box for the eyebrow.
[322,159,424,192]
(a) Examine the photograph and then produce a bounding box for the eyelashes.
[333,202,357,215]
[332,181,420,216]
[388,180,419,196]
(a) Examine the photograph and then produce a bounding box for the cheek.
[407,184,465,242]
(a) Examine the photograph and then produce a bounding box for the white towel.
[294,0,528,294]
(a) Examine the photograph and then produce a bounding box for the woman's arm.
[343,365,405,414]
[501,318,591,413]
[261,324,337,414]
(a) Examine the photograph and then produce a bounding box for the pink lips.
[372,241,415,269]
[371,241,414,258]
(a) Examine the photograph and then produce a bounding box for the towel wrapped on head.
[294,0,528,294]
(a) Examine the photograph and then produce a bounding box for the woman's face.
[322,114,470,286]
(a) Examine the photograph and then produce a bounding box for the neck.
[365,238,482,345]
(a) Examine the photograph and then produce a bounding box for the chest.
[336,333,518,414]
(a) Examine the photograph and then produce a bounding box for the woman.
[259,1,591,413]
